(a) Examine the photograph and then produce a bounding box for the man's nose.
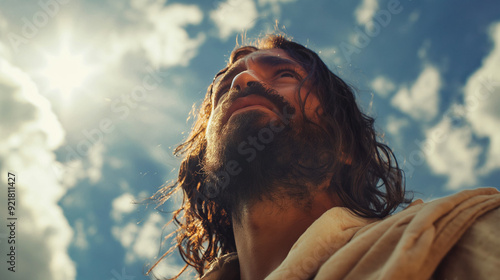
[231,70,261,91]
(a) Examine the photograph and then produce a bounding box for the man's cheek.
[206,115,217,145]
[207,108,220,130]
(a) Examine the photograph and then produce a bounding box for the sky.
[0,0,499,279]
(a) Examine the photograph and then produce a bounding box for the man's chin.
[205,110,267,166]
[227,107,279,125]
[222,110,275,138]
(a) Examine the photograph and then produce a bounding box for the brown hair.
[147,34,410,279]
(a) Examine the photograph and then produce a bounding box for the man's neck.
[232,190,339,280]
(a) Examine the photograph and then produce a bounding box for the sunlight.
[41,45,93,101]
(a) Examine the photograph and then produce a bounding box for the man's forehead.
[246,48,290,59]
[237,48,298,67]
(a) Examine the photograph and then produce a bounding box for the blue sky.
[0,0,499,279]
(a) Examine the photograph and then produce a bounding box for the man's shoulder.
[312,187,500,279]
[434,205,500,279]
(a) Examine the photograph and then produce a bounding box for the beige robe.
[200,187,500,280]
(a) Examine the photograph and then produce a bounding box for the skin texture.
[206,49,341,280]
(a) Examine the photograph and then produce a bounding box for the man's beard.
[203,83,331,222]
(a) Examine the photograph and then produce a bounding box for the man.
[148,34,500,280]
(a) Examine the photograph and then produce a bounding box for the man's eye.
[277,70,296,79]
[281,72,294,78]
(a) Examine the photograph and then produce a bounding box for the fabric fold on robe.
[200,187,500,280]
[267,187,500,280]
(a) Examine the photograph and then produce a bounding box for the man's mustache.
[219,82,296,117]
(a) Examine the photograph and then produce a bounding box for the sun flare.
[42,46,93,100]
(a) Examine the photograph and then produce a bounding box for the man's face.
[202,48,328,216]
[207,49,320,138]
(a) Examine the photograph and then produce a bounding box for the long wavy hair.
[147,34,410,279]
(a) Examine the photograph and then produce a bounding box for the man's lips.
[222,95,277,124]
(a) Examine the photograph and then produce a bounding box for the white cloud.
[50,142,105,190]
[417,39,431,60]
[153,257,195,280]
[210,0,258,40]
[371,75,396,97]
[408,10,420,24]
[318,47,344,67]
[424,117,482,189]
[384,115,409,149]
[257,0,297,17]
[111,211,184,277]
[111,193,137,222]
[398,9,420,33]
[108,156,125,169]
[463,22,500,173]
[0,58,75,280]
[73,219,89,250]
[414,22,500,189]
[103,1,205,68]
[130,213,164,261]
[0,65,65,152]
[391,64,442,121]
[0,11,12,60]
[112,222,139,249]
[139,3,205,67]
[87,142,104,183]
[386,115,409,138]
[354,0,379,29]
[111,211,163,262]
[147,143,182,170]
[0,10,7,30]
